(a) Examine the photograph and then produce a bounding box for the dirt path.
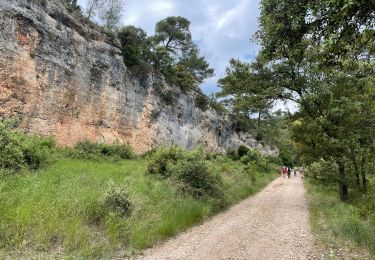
[136,176,317,260]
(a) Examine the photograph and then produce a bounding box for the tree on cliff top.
[153,16,193,54]
[99,0,125,32]
[152,16,214,87]
[118,26,153,70]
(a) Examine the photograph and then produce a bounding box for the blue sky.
[78,0,261,95]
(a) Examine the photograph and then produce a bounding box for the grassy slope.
[0,158,277,258]
[306,179,375,258]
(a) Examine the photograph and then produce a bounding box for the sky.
[78,0,261,95]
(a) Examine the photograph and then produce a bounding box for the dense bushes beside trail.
[227,145,274,173]
[62,140,134,160]
[0,119,135,175]
[0,119,55,173]
[307,179,375,256]
[147,146,225,204]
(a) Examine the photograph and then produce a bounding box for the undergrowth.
[0,153,277,258]
[307,179,375,258]
[0,123,278,258]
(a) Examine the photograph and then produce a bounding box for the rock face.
[0,0,278,156]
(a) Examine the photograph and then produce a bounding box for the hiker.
[293,169,297,177]
[281,165,287,178]
[287,167,291,179]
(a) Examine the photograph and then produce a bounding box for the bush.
[104,183,133,217]
[71,141,134,160]
[146,147,225,206]
[240,149,270,172]
[169,159,223,198]
[164,64,197,92]
[226,149,239,161]
[238,145,250,158]
[266,155,283,166]
[305,158,338,181]
[195,95,209,111]
[0,119,54,172]
[146,146,183,176]
[209,99,227,116]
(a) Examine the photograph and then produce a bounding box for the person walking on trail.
[287,167,291,179]
[293,169,297,177]
[281,166,287,178]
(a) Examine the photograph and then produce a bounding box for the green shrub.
[204,151,221,160]
[104,183,133,217]
[169,159,223,199]
[21,136,55,170]
[241,149,270,172]
[226,149,239,160]
[238,145,250,158]
[0,119,54,172]
[195,95,209,111]
[305,158,338,181]
[164,65,197,92]
[146,147,225,207]
[266,155,283,166]
[146,146,183,176]
[71,141,134,160]
[209,99,227,116]
[101,143,134,159]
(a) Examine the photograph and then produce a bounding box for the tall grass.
[0,157,277,258]
[307,179,375,257]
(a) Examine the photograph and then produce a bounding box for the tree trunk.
[350,149,360,192]
[360,155,367,194]
[338,162,348,201]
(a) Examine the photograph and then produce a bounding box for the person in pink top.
[281,166,287,178]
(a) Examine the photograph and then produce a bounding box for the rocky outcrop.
[0,0,278,156]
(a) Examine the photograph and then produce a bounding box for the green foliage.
[152,16,214,88]
[147,147,225,207]
[104,182,133,217]
[218,0,375,201]
[146,146,183,176]
[69,140,134,160]
[305,158,338,182]
[116,17,214,91]
[226,149,239,161]
[0,119,54,173]
[153,16,193,54]
[169,158,224,199]
[0,155,276,257]
[240,149,270,172]
[217,58,275,118]
[195,94,209,111]
[209,98,227,116]
[180,48,214,83]
[118,26,152,71]
[307,179,375,256]
[237,145,250,158]
[279,152,294,168]
[98,0,125,32]
[230,114,256,132]
[164,64,197,91]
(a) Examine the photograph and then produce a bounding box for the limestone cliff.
[0,0,278,156]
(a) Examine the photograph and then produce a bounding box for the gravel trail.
[136,176,316,260]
